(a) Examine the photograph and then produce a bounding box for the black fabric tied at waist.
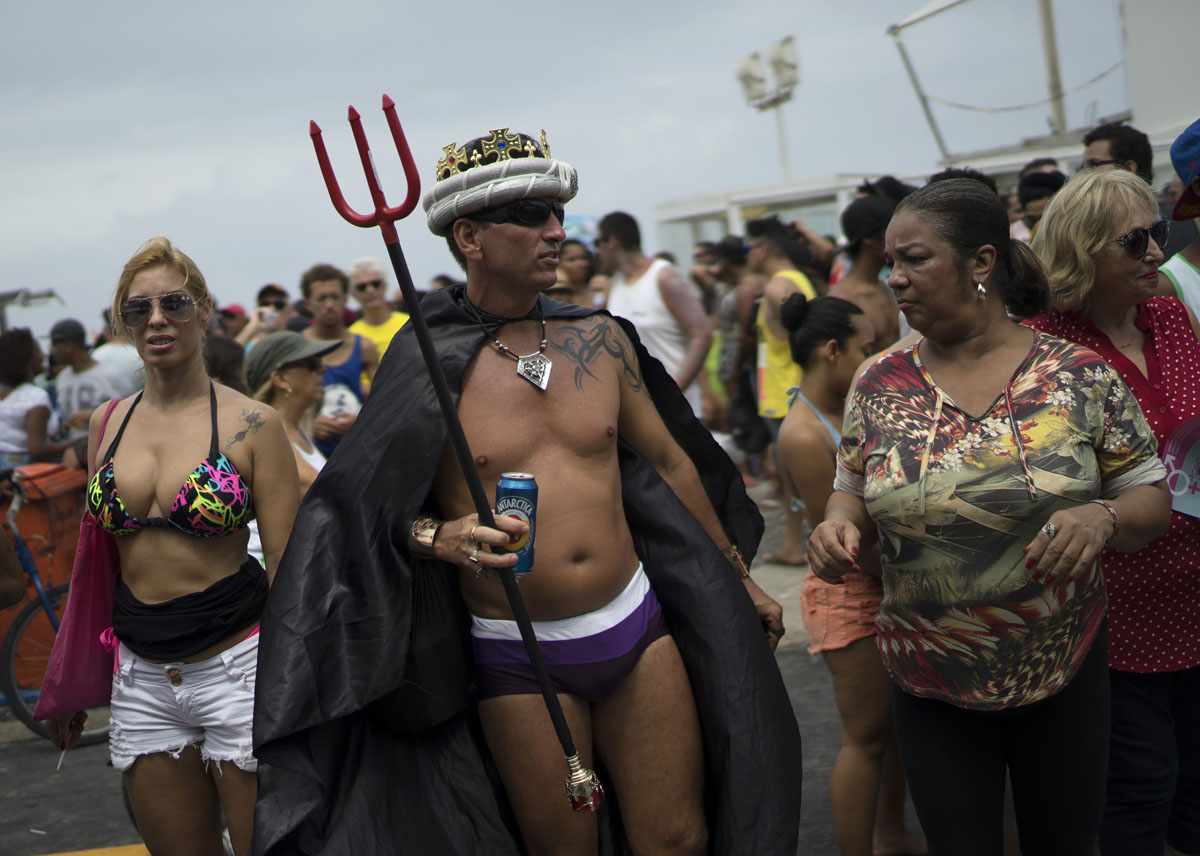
[113,556,268,661]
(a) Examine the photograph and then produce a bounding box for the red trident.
[309,95,420,244]
[309,96,604,814]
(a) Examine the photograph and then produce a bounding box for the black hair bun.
[780,291,811,332]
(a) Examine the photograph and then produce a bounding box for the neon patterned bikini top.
[87,383,252,537]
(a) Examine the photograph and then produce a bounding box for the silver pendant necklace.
[469,300,552,391]
[488,316,552,390]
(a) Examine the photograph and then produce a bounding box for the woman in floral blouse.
[1031,168,1200,856]
[809,178,1170,854]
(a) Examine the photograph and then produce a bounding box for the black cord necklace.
[464,298,552,391]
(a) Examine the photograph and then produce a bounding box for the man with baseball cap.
[1160,117,1200,313]
[218,303,248,338]
[254,128,799,854]
[50,317,135,440]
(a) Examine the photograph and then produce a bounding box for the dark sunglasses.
[471,199,564,228]
[1114,220,1169,258]
[354,279,384,293]
[120,291,195,328]
[1077,158,1120,172]
[258,297,288,310]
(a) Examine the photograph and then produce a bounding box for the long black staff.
[309,96,603,812]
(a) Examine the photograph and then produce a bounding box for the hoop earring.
[976,282,987,299]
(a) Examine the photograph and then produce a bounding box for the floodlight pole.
[748,89,793,182]
[737,37,797,182]
[772,100,790,181]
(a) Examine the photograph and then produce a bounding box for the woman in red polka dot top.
[1032,168,1200,855]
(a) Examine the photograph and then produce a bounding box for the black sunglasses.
[354,279,384,293]
[1114,220,1169,258]
[258,297,288,310]
[1077,158,1121,172]
[120,291,195,328]
[471,199,565,228]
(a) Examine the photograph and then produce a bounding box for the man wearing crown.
[253,129,802,855]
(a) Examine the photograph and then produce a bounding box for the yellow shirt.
[349,311,409,391]
[757,269,817,418]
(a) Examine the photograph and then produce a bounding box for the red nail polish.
[850,547,859,558]
[1026,558,1035,569]
[845,557,855,567]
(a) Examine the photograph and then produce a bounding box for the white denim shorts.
[108,632,258,773]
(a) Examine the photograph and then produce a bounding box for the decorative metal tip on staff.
[565,753,605,812]
[309,95,603,814]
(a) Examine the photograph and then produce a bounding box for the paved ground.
[0,483,895,855]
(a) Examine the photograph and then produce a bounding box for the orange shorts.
[799,571,882,655]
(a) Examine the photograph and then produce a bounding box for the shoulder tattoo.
[548,316,645,392]
[225,408,265,451]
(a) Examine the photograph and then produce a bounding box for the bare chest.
[453,343,620,477]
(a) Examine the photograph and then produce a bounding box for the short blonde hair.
[111,237,214,337]
[1031,170,1159,312]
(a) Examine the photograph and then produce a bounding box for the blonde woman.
[49,237,299,856]
[1031,169,1200,856]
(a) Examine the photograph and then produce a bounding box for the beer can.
[496,472,537,575]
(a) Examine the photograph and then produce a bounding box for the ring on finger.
[469,524,479,542]
[468,546,480,564]
[768,627,785,639]
[1041,522,1058,540]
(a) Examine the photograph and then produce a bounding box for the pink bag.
[34,400,122,722]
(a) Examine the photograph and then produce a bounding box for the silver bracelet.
[1089,499,1119,545]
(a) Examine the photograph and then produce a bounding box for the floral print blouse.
[834,332,1165,710]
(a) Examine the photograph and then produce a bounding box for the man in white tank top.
[597,212,711,415]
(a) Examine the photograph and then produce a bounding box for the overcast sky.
[1,0,1126,340]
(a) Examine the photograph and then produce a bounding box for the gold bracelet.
[1089,499,1119,545]
[409,515,444,557]
[724,545,751,579]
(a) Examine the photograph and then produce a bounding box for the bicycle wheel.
[1,584,109,746]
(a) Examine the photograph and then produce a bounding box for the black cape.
[252,287,802,854]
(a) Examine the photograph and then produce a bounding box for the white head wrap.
[423,156,578,236]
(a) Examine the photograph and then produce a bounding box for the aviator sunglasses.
[470,199,565,228]
[119,291,196,328]
[1113,220,1169,259]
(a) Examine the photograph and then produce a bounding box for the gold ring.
[468,546,480,564]
[469,524,479,542]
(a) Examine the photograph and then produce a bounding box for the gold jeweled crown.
[435,128,552,181]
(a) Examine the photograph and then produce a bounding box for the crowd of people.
[0,113,1196,855]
